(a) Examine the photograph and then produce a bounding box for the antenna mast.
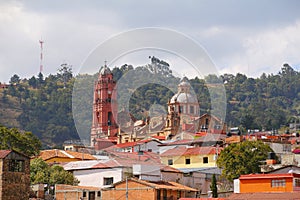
[39,39,44,73]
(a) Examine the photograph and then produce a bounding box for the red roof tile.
[113,178,197,192]
[160,146,222,157]
[152,135,166,140]
[0,150,11,159]
[36,149,96,161]
[228,192,300,199]
[239,173,300,180]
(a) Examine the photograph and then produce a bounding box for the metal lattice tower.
[39,39,44,73]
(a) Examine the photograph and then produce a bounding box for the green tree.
[216,141,274,181]
[0,125,41,156]
[9,74,20,85]
[210,174,218,198]
[30,158,79,185]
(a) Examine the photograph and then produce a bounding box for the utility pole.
[126,177,128,200]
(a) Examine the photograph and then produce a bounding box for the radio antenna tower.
[39,39,44,73]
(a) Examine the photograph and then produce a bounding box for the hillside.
[0,62,300,147]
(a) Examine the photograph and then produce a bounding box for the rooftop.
[239,173,300,180]
[35,149,96,162]
[0,150,11,159]
[160,146,222,157]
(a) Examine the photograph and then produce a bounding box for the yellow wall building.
[160,146,221,169]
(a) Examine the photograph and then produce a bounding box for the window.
[103,177,114,185]
[271,179,286,187]
[9,160,25,172]
[168,159,173,165]
[203,157,208,164]
[163,189,167,200]
[177,191,181,198]
[157,189,161,200]
[83,191,87,197]
[185,158,191,165]
[295,178,300,187]
[97,191,101,197]
[190,106,194,114]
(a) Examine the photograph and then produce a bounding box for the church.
[90,62,226,150]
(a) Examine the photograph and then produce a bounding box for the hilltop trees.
[217,141,274,181]
[0,125,41,156]
[1,63,300,146]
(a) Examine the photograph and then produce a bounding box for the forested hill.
[0,63,299,147]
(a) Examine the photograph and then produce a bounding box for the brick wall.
[0,152,30,200]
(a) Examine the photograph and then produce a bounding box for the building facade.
[235,173,300,193]
[91,65,119,149]
[0,150,30,200]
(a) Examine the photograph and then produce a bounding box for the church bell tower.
[91,64,118,146]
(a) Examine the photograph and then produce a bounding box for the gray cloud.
[0,0,300,82]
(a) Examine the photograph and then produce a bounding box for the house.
[265,165,300,174]
[0,150,30,200]
[55,184,102,200]
[197,113,227,134]
[101,178,198,200]
[106,139,162,153]
[160,146,222,169]
[178,167,222,196]
[34,149,96,164]
[63,151,183,188]
[234,173,300,193]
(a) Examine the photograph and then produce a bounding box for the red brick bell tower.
[91,64,118,149]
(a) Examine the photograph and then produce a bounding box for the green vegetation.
[1,62,300,146]
[210,174,218,198]
[216,140,274,181]
[30,158,79,186]
[0,125,41,156]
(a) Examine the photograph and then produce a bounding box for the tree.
[0,125,41,156]
[30,158,79,186]
[210,174,218,198]
[9,74,20,85]
[216,140,274,181]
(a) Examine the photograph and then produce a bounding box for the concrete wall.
[161,154,217,169]
[74,168,124,188]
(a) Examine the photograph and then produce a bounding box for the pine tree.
[210,174,218,198]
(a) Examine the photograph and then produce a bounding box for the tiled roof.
[239,173,300,180]
[63,151,181,173]
[115,141,137,148]
[151,135,166,140]
[0,150,11,159]
[160,146,222,157]
[180,198,225,200]
[114,178,197,192]
[36,149,96,161]
[228,192,300,199]
[56,184,101,191]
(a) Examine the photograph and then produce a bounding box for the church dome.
[170,76,198,104]
[170,93,198,104]
[100,66,112,75]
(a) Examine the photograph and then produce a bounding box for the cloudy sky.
[1,0,300,82]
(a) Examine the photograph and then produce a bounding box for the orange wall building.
[237,173,300,193]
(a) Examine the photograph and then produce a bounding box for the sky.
[1,0,300,83]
